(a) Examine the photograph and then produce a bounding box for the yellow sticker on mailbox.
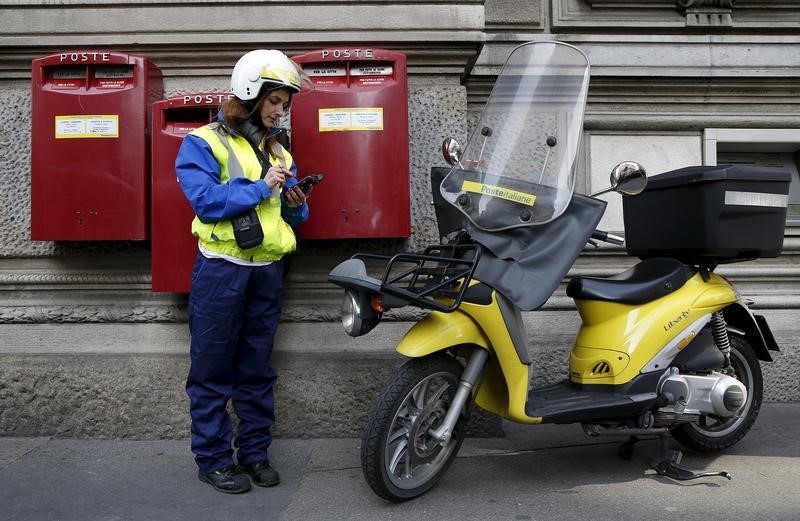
[318,108,383,132]
[461,180,536,206]
[55,115,119,139]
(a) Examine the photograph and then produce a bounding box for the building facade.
[0,0,798,438]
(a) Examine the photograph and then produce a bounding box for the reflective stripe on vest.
[189,123,297,261]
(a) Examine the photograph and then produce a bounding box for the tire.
[361,353,468,502]
[671,335,763,452]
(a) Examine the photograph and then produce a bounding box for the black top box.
[622,164,791,266]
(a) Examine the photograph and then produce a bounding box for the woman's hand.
[265,166,293,190]
[284,184,311,208]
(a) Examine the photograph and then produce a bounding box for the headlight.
[340,290,381,337]
[341,292,360,336]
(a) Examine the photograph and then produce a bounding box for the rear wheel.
[361,353,468,501]
[671,335,763,452]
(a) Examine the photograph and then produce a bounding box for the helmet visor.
[261,59,313,93]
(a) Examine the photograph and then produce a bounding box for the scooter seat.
[566,257,693,305]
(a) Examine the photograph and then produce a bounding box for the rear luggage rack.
[353,243,481,312]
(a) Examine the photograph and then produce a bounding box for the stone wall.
[0,0,797,439]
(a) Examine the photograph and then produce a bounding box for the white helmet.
[230,49,308,102]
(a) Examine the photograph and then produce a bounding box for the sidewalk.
[2,403,799,521]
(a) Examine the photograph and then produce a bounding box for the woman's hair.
[220,96,256,133]
[220,93,291,157]
[221,86,293,134]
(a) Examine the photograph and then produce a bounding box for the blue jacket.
[176,117,308,228]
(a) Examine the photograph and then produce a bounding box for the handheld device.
[285,174,324,195]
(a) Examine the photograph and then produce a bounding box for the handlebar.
[591,229,625,246]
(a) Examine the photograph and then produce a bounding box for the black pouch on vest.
[227,126,274,250]
[232,208,264,249]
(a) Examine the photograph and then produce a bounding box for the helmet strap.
[236,96,257,115]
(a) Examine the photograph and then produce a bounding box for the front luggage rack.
[353,243,481,312]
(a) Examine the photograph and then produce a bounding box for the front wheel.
[361,353,468,501]
[671,335,763,452]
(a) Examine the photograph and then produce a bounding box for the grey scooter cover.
[430,166,607,312]
[467,193,606,311]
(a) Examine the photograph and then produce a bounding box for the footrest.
[525,380,656,424]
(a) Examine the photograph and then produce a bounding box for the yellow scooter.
[328,41,790,501]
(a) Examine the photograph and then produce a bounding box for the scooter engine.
[655,367,747,420]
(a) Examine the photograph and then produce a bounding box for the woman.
[176,49,312,494]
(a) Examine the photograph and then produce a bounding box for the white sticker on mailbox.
[318,108,383,132]
[55,115,119,139]
[87,116,119,136]
[351,65,393,76]
[305,66,346,77]
[55,117,86,137]
[350,109,383,130]
[319,110,351,131]
[50,67,86,79]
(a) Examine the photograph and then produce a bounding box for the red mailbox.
[290,48,410,239]
[151,93,231,293]
[30,51,162,240]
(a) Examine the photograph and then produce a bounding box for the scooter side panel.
[570,272,737,385]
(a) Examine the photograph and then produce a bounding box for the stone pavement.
[1,403,798,521]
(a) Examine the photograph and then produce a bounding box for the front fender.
[396,310,489,358]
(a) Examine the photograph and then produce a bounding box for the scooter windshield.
[441,41,590,231]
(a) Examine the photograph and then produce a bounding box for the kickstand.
[618,435,639,461]
[653,435,731,481]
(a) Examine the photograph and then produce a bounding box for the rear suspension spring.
[711,311,732,369]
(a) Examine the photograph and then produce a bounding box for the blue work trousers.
[186,253,284,474]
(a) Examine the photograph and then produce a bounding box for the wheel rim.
[689,347,755,438]
[384,370,460,490]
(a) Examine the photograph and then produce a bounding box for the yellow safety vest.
[189,123,297,262]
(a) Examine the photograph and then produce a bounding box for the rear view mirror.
[591,161,647,197]
[441,138,462,167]
[610,161,647,195]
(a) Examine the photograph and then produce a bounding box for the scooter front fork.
[429,348,489,444]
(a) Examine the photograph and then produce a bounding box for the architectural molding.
[0,1,485,78]
[555,0,800,29]
[583,0,733,5]
[0,43,484,80]
[467,75,800,131]
[677,0,734,8]
[484,0,543,32]
[0,305,186,324]
[466,36,800,118]
[680,0,734,27]
[584,76,800,130]
[0,251,796,322]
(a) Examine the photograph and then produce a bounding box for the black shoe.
[198,465,252,494]
[241,460,280,487]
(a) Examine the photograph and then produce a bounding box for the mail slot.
[150,93,231,292]
[290,48,410,238]
[30,51,162,240]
